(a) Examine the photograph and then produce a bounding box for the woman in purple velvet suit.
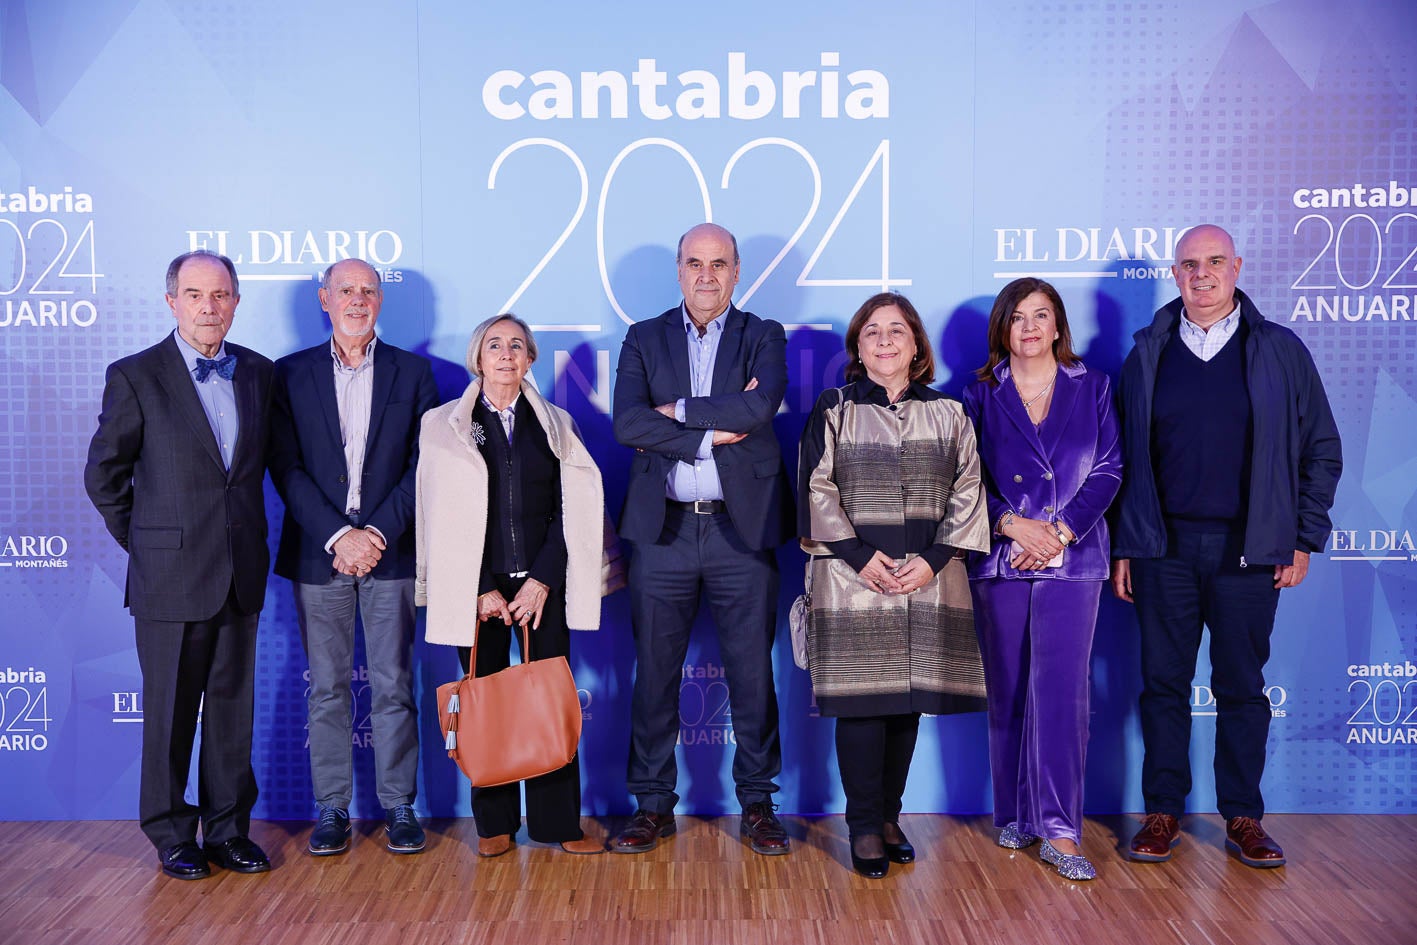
[962,278,1122,881]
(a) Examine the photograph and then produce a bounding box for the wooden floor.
[1,814,1413,945]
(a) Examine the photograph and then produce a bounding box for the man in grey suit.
[85,250,275,880]
[269,258,438,856]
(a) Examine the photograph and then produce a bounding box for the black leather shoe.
[849,835,888,879]
[883,822,915,864]
[159,841,210,881]
[204,836,271,873]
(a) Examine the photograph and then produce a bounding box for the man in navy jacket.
[270,258,438,857]
[611,223,795,855]
[1111,224,1341,868]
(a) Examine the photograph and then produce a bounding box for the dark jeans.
[1133,527,1280,821]
[626,505,782,813]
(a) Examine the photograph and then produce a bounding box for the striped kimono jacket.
[797,379,991,717]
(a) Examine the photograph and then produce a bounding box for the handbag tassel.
[444,692,460,750]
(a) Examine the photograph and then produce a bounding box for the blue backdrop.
[1,0,1414,822]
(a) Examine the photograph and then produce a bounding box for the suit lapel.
[365,343,396,461]
[156,335,225,471]
[710,306,744,394]
[992,369,1047,463]
[307,347,345,466]
[663,308,692,396]
[230,345,260,477]
[1037,366,1082,459]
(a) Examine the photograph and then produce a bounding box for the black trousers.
[133,587,259,851]
[834,714,921,838]
[1133,527,1280,821]
[457,574,583,843]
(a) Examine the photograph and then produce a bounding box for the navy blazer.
[962,361,1122,581]
[269,338,438,584]
[612,304,794,551]
[85,333,275,621]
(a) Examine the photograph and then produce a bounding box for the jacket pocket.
[131,526,182,550]
[753,458,779,478]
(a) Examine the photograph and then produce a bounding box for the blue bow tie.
[195,354,237,382]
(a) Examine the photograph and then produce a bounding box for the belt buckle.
[692,500,716,515]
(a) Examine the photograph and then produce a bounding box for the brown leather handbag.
[435,621,583,787]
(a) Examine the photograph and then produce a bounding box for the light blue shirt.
[324,336,380,553]
[481,390,519,444]
[1178,301,1241,362]
[666,304,725,502]
[173,330,238,470]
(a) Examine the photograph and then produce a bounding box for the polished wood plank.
[1,814,1414,945]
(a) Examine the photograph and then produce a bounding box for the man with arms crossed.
[85,250,275,879]
[1111,224,1341,868]
[611,223,795,855]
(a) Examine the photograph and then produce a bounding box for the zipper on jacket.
[1239,555,1247,569]
[506,451,520,572]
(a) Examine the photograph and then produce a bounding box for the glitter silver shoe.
[997,822,1037,849]
[1040,839,1096,881]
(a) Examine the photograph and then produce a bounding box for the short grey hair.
[465,313,538,377]
[166,250,239,296]
[320,258,382,291]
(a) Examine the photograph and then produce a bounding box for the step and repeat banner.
[2,0,1414,821]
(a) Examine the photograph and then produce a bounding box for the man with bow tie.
[85,250,276,880]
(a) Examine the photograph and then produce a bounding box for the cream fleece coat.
[416,377,607,644]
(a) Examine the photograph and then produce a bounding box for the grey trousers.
[293,573,418,811]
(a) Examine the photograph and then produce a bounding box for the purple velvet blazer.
[961,361,1122,582]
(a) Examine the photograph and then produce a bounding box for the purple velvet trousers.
[971,578,1102,843]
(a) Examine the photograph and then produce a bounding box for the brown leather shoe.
[741,801,790,855]
[1129,813,1181,862]
[611,810,676,853]
[1226,817,1285,868]
[559,836,606,855]
[477,834,513,858]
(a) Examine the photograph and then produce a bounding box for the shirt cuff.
[365,525,386,546]
[696,429,714,460]
[675,399,687,423]
[324,525,354,554]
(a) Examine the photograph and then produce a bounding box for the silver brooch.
[470,421,486,445]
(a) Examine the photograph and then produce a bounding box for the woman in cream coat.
[416,313,609,856]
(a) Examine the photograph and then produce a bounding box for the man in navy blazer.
[611,223,795,855]
[269,258,438,857]
[85,250,275,880]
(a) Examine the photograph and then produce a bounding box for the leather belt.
[669,499,725,515]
